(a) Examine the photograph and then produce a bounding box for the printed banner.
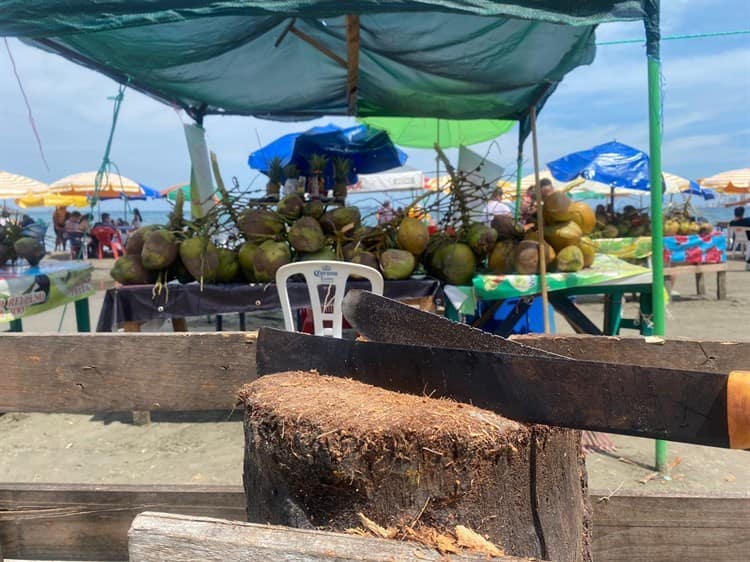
[0,261,94,322]
[594,233,727,265]
[664,232,726,266]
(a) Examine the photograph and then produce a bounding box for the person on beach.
[482,187,512,225]
[131,208,143,229]
[53,206,69,251]
[64,211,85,258]
[521,178,554,225]
[729,206,750,269]
[376,200,395,225]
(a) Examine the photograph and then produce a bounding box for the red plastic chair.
[90,226,124,259]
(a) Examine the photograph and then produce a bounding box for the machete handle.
[728,371,750,449]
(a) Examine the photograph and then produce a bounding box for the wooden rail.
[2,332,748,415]
[0,484,747,561]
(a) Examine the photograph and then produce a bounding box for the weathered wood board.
[1,484,748,561]
[128,511,533,561]
[512,334,749,374]
[0,332,258,413]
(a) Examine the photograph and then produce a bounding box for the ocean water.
[13,191,738,245]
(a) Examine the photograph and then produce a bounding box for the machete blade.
[257,327,738,449]
[342,290,566,359]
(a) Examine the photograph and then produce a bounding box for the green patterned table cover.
[445,254,650,315]
[593,237,653,259]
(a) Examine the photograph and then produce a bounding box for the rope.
[3,38,50,171]
[598,29,750,46]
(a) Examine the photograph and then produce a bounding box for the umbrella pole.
[645,1,667,472]
[530,106,550,334]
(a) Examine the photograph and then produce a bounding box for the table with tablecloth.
[96,277,443,332]
[444,254,655,337]
[1,261,93,331]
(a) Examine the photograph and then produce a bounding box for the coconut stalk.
[308,153,328,199]
[266,156,283,200]
[333,157,352,202]
[210,150,243,236]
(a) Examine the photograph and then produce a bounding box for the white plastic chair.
[728,226,750,259]
[276,260,384,338]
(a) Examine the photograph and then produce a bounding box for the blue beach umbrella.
[547,141,652,192]
[248,123,407,186]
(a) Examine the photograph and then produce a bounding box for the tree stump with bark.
[240,371,591,561]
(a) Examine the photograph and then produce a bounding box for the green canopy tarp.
[0,1,653,125]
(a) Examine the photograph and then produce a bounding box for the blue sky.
[1,1,748,197]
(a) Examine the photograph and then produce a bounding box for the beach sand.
[1,255,748,495]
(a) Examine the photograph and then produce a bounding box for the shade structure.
[16,193,89,208]
[249,124,407,184]
[360,118,514,149]
[1,3,649,130]
[50,171,144,199]
[699,168,750,194]
[0,171,49,199]
[547,141,651,191]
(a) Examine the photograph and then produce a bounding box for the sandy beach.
[1,254,748,495]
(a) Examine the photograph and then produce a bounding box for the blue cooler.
[468,297,555,335]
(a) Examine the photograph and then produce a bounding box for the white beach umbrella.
[0,170,49,199]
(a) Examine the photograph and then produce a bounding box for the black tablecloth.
[96,278,443,332]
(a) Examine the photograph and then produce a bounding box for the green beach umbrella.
[359,117,514,149]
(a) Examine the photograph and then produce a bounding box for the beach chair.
[90,226,124,259]
[276,261,384,338]
[728,226,750,260]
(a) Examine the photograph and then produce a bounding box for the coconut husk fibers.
[240,371,591,562]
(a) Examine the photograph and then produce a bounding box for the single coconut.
[110,255,154,285]
[488,240,516,274]
[277,194,304,221]
[303,200,326,220]
[555,245,584,273]
[288,217,325,253]
[215,248,240,283]
[514,240,540,274]
[542,191,573,224]
[125,225,157,255]
[253,240,291,282]
[397,217,430,255]
[238,209,285,241]
[568,201,596,234]
[466,223,498,257]
[379,249,416,280]
[602,224,619,238]
[351,250,379,271]
[544,221,583,252]
[13,237,45,266]
[297,246,338,261]
[238,241,261,281]
[432,243,476,285]
[141,229,178,270]
[320,206,361,234]
[179,237,220,282]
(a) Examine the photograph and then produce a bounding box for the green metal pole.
[514,125,523,221]
[74,297,91,333]
[645,1,667,472]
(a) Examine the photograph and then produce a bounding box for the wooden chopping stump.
[240,372,591,561]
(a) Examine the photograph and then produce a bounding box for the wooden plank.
[663,263,727,275]
[695,271,706,296]
[592,492,750,562]
[345,15,360,114]
[512,334,750,373]
[128,512,532,562]
[718,270,727,300]
[0,332,258,413]
[0,484,246,561]
[1,484,748,561]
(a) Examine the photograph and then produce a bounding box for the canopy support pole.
[529,105,550,333]
[645,0,667,472]
[514,126,523,221]
[345,15,360,115]
[289,26,347,68]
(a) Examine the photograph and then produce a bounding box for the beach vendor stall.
[2,4,724,558]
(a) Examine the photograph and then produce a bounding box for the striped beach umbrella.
[50,171,144,199]
[699,168,750,193]
[0,171,48,199]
